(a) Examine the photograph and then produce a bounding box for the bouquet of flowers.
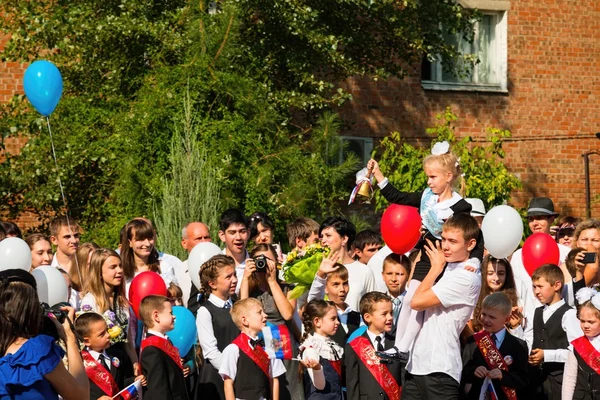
[78,305,127,344]
[283,243,330,299]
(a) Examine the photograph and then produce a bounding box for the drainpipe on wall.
[583,132,600,219]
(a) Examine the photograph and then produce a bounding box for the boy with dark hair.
[461,292,529,399]
[345,291,401,400]
[286,217,320,251]
[49,215,81,273]
[75,312,140,400]
[528,264,574,400]
[218,208,249,293]
[308,262,363,347]
[399,213,482,400]
[319,216,376,310]
[352,229,382,265]
[219,298,285,400]
[140,295,189,400]
[382,253,410,336]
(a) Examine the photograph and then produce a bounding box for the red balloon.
[522,233,560,276]
[380,204,422,254]
[129,271,168,318]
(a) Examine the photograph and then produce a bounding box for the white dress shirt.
[196,294,233,370]
[541,300,581,363]
[366,329,386,349]
[147,329,169,340]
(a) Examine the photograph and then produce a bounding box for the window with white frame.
[421,10,508,92]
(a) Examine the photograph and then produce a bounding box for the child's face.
[51,226,81,257]
[84,320,111,352]
[254,223,273,244]
[314,306,339,337]
[101,256,124,288]
[129,233,155,259]
[246,304,268,333]
[424,161,453,195]
[580,306,600,338]
[441,228,475,263]
[325,276,348,306]
[219,223,249,257]
[532,277,561,305]
[320,227,347,252]
[486,262,506,292]
[382,262,408,296]
[480,307,509,334]
[30,240,53,269]
[355,243,382,265]
[155,301,175,332]
[209,265,238,298]
[364,300,393,334]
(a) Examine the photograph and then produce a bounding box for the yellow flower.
[108,326,122,339]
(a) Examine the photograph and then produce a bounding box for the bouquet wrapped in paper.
[283,244,330,299]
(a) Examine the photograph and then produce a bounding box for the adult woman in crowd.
[240,243,302,400]
[568,219,600,292]
[248,212,285,263]
[0,269,89,399]
[554,216,581,248]
[25,233,54,271]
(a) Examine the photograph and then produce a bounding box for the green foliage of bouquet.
[283,244,330,299]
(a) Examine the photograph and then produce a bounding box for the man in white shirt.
[319,216,376,310]
[178,221,212,307]
[49,215,81,273]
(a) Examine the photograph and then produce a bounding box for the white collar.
[545,299,565,312]
[147,330,168,339]
[87,348,109,361]
[336,304,356,315]
[387,290,406,301]
[208,294,232,308]
[366,329,385,345]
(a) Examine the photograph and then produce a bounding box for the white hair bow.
[431,141,450,156]
[576,287,600,309]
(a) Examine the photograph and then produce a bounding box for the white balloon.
[0,237,32,272]
[31,265,69,306]
[481,205,524,259]
[188,242,222,290]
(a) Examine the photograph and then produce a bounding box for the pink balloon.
[522,233,560,277]
[380,205,422,254]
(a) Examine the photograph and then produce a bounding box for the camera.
[41,302,71,340]
[254,255,268,272]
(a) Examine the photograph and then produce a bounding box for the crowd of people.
[0,142,599,400]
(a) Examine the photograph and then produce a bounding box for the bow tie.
[250,338,265,348]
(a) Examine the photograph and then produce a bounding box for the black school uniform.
[571,337,600,399]
[461,331,529,399]
[379,185,484,281]
[344,332,401,400]
[531,302,572,400]
[86,345,134,400]
[141,333,189,400]
[195,298,240,400]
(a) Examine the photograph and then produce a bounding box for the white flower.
[431,141,450,156]
[576,287,598,304]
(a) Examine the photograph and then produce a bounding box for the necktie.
[250,338,265,348]
[392,297,401,325]
[491,333,498,347]
[99,355,110,371]
[375,336,384,352]
[223,301,231,309]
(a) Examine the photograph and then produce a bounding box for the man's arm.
[411,239,446,311]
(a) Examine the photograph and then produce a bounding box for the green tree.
[375,108,521,212]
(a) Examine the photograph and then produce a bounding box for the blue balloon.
[169,306,197,356]
[23,60,63,117]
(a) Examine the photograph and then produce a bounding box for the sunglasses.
[556,228,575,237]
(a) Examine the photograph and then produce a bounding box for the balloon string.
[45,117,82,287]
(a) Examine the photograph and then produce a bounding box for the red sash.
[81,350,122,399]
[329,359,342,379]
[348,336,400,400]
[572,336,600,375]
[232,334,271,379]
[141,335,183,370]
[474,330,517,400]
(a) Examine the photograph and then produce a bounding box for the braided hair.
[199,254,236,298]
[301,299,337,345]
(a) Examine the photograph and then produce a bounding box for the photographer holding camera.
[239,244,303,400]
[0,269,89,400]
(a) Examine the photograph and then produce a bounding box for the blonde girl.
[195,255,240,400]
[80,248,139,377]
[300,299,344,400]
[368,141,483,360]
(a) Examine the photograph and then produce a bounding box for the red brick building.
[2,0,600,226]
[337,0,600,218]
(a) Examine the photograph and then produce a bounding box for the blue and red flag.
[259,323,293,360]
[112,380,141,399]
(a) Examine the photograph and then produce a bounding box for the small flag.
[112,380,141,400]
[259,323,293,360]
[478,377,498,400]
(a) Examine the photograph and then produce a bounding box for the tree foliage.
[375,108,522,212]
[0,0,481,246]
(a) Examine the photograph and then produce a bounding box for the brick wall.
[337,0,600,218]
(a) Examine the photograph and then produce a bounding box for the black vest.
[202,300,240,352]
[574,348,600,400]
[532,302,571,375]
[233,350,270,400]
[331,310,361,348]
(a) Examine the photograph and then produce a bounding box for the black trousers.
[402,372,459,400]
